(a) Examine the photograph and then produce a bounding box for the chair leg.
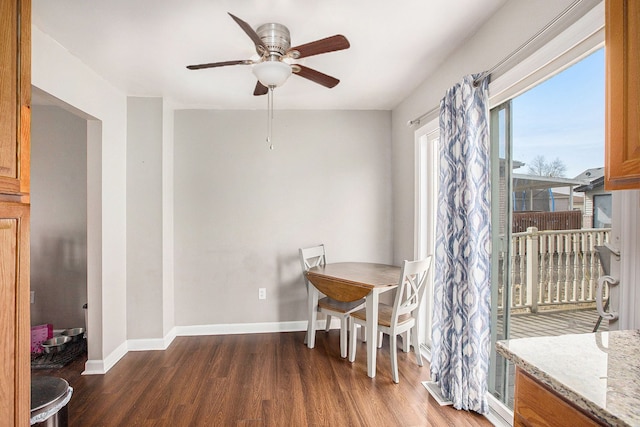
[307,292,318,349]
[359,325,366,342]
[390,333,399,383]
[340,317,348,358]
[411,326,423,367]
[377,331,383,348]
[402,331,410,352]
[325,314,333,332]
[349,320,358,362]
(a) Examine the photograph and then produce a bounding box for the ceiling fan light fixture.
[252,61,292,88]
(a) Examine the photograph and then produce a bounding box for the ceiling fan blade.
[228,12,268,54]
[293,65,340,88]
[186,59,252,70]
[288,35,350,59]
[253,81,269,96]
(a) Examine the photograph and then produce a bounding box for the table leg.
[307,286,319,349]
[366,290,380,378]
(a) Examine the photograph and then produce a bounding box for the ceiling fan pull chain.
[267,87,274,150]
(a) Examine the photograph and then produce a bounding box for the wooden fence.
[512,210,582,233]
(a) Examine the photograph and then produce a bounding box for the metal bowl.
[41,336,72,354]
[61,327,85,342]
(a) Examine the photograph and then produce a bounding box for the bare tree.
[527,155,567,177]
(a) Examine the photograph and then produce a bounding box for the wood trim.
[605,0,640,189]
[15,4,30,424]
[18,0,30,196]
[15,203,29,427]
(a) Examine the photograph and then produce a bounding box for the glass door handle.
[596,275,619,321]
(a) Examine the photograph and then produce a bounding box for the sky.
[511,48,605,179]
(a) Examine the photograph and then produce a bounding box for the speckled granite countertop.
[497,330,640,426]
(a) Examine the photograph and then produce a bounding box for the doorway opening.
[30,86,102,372]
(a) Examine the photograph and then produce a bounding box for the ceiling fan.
[186,13,350,96]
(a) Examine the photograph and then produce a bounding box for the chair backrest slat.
[391,257,432,328]
[299,244,326,289]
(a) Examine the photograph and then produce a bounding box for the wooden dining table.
[305,262,400,378]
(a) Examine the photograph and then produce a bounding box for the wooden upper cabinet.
[0,0,30,199]
[605,0,640,190]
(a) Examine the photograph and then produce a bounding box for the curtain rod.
[407,0,588,128]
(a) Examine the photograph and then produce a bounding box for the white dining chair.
[348,256,432,383]
[299,244,366,358]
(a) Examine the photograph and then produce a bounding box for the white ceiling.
[32,0,507,110]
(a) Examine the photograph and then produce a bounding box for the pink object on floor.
[31,324,53,353]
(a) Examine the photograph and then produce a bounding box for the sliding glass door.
[488,101,514,406]
[487,48,606,409]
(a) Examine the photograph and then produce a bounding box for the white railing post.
[526,227,539,313]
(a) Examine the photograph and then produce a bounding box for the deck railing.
[500,227,611,312]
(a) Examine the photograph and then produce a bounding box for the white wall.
[390,0,578,263]
[31,105,87,330]
[173,109,392,326]
[611,191,640,330]
[126,97,164,340]
[32,25,128,370]
[162,100,176,338]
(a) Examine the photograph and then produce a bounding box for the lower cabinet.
[0,202,30,425]
[513,367,603,427]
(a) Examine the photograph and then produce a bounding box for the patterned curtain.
[430,74,491,414]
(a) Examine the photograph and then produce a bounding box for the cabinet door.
[605,0,640,190]
[0,0,30,197]
[0,203,29,425]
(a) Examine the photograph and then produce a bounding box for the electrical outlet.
[258,288,266,300]
[30,291,35,304]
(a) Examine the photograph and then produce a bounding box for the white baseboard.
[81,320,333,375]
[127,327,177,351]
[82,340,127,375]
[82,359,105,375]
[127,337,167,351]
[103,341,128,372]
[176,320,308,336]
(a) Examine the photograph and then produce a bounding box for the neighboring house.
[511,173,585,212]
[550,190,584,212]
[497,161,584,230]
[507,154,586,214]
[574,167,611,228]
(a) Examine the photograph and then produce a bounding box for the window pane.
[593,194,612,228]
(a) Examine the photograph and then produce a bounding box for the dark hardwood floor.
[32,331,492,426]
